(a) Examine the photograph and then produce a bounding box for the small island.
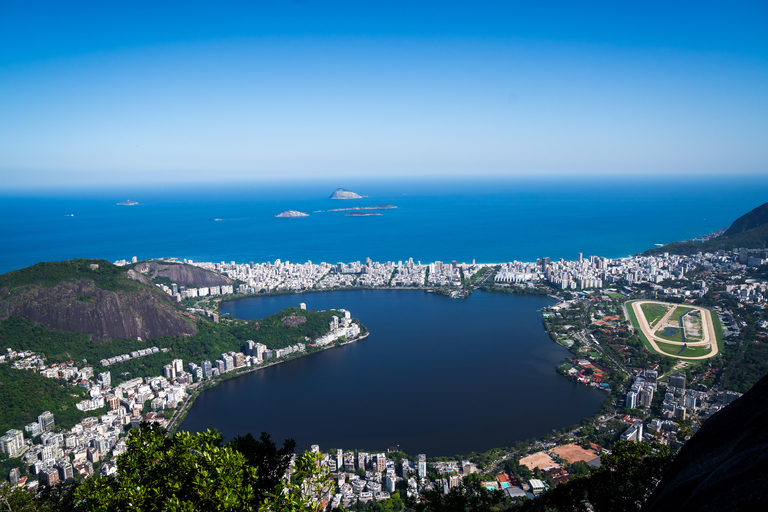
[346,212,381,217]
[276,210,309,218]
[328,204,397,212]
[117,200,138,206]
[330,188,365,199]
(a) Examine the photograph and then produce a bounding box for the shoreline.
[166,332,370,434]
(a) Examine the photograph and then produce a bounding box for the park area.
[628,300,721,360]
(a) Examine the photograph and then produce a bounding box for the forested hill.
[0,259,197,341]
[644,202,768,256]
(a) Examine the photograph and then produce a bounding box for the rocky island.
[117,200,138,206]
[346,212,381,216]
[328,203,396,212]
[330,188,365,199]
[276,210,309,218]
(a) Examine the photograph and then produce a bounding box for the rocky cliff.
[137,260,234,288]
[642,372,768,512]
[0,259,197,341]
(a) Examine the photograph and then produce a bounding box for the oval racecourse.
[628,300,721,360]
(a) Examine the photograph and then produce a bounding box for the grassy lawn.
[655,326,683,342]
[656,341,714,358]
[711,311,725,352]
[640,303,671,327]
[657,341,685,356]
[668,306,693,324]
[605,292,625,299]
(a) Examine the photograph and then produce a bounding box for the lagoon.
[180,290,606,456]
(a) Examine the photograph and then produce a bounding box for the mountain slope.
[136,260,234,288]
[642,372,768,512]
[722,202,768,236]
[644,202,768,255]
[0,259,197,341]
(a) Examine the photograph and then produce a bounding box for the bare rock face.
[641,372,768,512]
[276,211,309,218]
[139,261,234,288]
[0,280,197,341]
[282,315,307,328]
[330,188,365,199]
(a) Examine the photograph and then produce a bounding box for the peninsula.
[275,210,309,218]
[330,188,365,199]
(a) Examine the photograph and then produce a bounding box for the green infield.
[668,306,693,324]
[640,303,671,327]
[655,326,683,342]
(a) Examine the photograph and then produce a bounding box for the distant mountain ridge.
[0,259,197,341]
[723,202,768,236]
[644,201,768,255]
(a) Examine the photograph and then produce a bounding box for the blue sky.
[1,1,766,187]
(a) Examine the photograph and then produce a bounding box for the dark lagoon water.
[180,290,607,456]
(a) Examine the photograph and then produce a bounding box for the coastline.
[166,331,370,434]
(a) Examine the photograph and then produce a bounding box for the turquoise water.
[1,175,766,273]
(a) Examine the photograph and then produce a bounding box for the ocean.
[2,175,765,274]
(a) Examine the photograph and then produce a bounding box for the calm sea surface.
[2,176,767,274]
[180,290,607,456]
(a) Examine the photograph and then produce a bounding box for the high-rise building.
[669,373,686,390]
[172,359,184,375]
[626,391,638,409]
[40,467,60,487]
[9,467,20,485]
[56,461,74,482]
[38,411,55,433]
[221,354,234,372]
[0,429,25,458]
[98,371,111,389]
[640,389,653,407]
[162,364,176,381]
[202,360,213,378]
[417,454,427,479]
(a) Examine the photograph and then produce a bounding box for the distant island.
[330,188,365,199]
[346,212,381,217]
[329,203,396,212]
[276,210,309,218]
[117,200,138,206]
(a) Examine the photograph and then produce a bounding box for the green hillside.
[644,203,768,256]
[0,259,137,292]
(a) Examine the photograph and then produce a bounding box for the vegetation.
[0,364,90,433]
[0,424,328,512]
[640,303,670,327]
[226,307,343,350]
[0,259,137,292]
[644,222,768,255]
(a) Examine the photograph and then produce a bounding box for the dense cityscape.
[2,243,766,509]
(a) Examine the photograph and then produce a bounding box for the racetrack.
[629,300,719,360]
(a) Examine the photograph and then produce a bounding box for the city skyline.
[1,1,767,188]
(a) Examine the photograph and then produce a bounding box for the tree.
[260,451,336,512]
[228,432,296,506]
[74,423,259,511]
